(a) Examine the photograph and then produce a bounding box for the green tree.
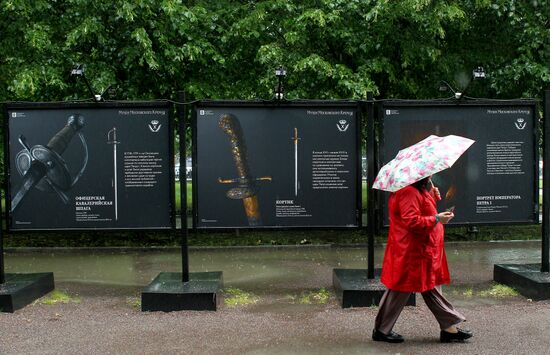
[439,0,549,99]
[1,1,547,102]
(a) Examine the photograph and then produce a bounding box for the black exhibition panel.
[193,100,362,229]
[5,101,175,231]
[494,91,550,300]
[378,99,539,226]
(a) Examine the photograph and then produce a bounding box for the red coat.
[380,185,450,293]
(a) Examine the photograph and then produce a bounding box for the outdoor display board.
[5,102,174,230]
[380,100,538,225]
[194,101,360,228]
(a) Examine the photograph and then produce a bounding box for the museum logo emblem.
[515,118,526,130]
[198,109,214,116]
[337,119,349,132]
[11,112,26,118]
[148,120,162,132]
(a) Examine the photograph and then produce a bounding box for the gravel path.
[1,243,548,354]
[1,285,550,354]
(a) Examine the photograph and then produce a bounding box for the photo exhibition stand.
[0,231,54,313]
[334,93,544,307]
[141,94,223,312]
[194,98,363,307]
[0,104,54,313]
[331,94,415,308]
[494,90,550,300]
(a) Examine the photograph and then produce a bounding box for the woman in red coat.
[372,176,473,343]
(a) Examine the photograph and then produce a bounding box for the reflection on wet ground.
[3,241,542,306]
[4,241,550,355]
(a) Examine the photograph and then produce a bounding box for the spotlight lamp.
[274,66,287,100]
[70,64,85,77]
[275,66,287,78]
[69,63,113,102]
[473,66,486,80]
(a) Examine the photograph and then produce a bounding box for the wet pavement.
[2,241,542,296]
[1,241,550,354]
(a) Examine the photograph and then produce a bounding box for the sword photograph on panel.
[217,113,272,226]
[293,127,300,197]
[107,127,119,221]
[11,114,88,213]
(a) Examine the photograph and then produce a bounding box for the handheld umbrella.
[372,135,475,192]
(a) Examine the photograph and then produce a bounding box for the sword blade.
[294,127,299,197]
[11,161,47,212]
[295,142,298,196]
[113,143,118,221]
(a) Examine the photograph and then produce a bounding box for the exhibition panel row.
[0,96,544,312]
[3,99,540,231]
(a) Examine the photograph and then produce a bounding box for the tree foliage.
[0,0,547,101]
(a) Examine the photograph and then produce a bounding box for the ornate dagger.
[218,113,271,226]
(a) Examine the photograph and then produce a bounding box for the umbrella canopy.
[372,135,475,192]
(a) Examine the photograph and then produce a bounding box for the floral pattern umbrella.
[372,135,475,192]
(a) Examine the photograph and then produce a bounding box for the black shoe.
[440,328,473,343]
[372,329,405,343]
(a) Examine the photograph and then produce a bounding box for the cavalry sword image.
[11,114,87,212]
[217,113,271,226]
[293,127,300,196]
[107,127,120,221]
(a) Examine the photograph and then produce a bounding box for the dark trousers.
[374,287,466,334]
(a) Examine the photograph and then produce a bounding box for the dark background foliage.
[1,0,547,102]
[0,1,547,245]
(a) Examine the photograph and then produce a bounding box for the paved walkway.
[1,241,549,354]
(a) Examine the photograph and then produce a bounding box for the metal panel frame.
[3,101,176,232]
[376,99,540,227]
[192,100,363,230]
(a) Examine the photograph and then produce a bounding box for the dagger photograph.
[195,104,359,229]
[0,1,549,354]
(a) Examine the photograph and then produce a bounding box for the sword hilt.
[218,176,272,200]
[292,127,300,143]
[218,177,272,184]
[18,135,33,157]
[47,114,85,155]
[107,127,120,144]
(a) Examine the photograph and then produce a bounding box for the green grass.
[4,222,541,248]
[462,288,474,297]
[35,290,81,305]
[223,287,260,307]
[362,180,367,209]
[126,297,142,310]
[174,181,192,212]
[479,283,520,298]
[297,288,331,305]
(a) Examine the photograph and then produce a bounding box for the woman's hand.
[431,186,441,201]
[436,211,454,224]
[428,180,442,201]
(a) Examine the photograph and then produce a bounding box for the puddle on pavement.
[3,241,541,300]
